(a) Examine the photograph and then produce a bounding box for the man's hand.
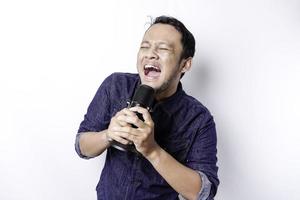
[106,108,133,145]
[111,107,159,157]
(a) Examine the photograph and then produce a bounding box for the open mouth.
[144,64,161,78]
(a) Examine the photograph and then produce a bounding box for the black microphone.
[128,84,155,123]
[111,84,155,152]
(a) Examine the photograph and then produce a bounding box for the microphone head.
[131,84,155,109]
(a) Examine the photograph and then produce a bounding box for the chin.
[141,80,158,89]
[142,81,157,89]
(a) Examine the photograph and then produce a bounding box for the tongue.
[147,70,160,78]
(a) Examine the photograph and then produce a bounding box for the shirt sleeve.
[185,115,219,199]
[197,171,212,200]
[75,74,114,159]
[75,132,93,159]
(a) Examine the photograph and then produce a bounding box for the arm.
[75,73,116,158]
[111,107,203,200]
[78,130,111,158]
[146,146,202,200]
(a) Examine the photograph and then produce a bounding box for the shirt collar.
[151,82,185,114]
[135,75,185,113]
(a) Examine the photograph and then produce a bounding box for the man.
[75,16,219,200]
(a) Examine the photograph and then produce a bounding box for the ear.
[180,57,192,73]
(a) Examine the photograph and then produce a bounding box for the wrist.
[145,145,164,167]
[103,130,113,146]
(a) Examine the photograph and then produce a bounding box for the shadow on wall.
[182,58,212,100]
[183,57,236,199]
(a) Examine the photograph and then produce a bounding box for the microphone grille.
[132,84,155,108]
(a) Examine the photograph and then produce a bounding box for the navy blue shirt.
[76,73,219,199]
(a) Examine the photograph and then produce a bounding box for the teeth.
[144,64,160,71]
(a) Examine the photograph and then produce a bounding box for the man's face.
[136,23,185,99]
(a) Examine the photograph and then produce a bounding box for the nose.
[145,47,159,60]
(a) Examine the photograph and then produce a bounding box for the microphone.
[111,84,155,152]
[128,84,155,124]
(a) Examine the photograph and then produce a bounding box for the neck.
[154,82,180,101]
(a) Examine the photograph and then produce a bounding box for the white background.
[1,0,300,199]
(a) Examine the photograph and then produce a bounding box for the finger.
[111,115,128,127]
[114,128,150,147]
[110,135,131,145]
[129,107,153,125]
[126,134,140,145]
[117,114,144,128]
[114,108,138,126]
[113,109,134,125]
[108,130,132,145]
[114,109,127,117]
[117,108,137,117]
[112,126,141,136]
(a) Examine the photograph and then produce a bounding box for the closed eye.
[158,47,169,51]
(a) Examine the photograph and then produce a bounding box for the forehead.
[143,24,182,46]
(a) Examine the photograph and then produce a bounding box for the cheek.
[160,52,178,63]
[163,59,179,71]
[136,54,143,67]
